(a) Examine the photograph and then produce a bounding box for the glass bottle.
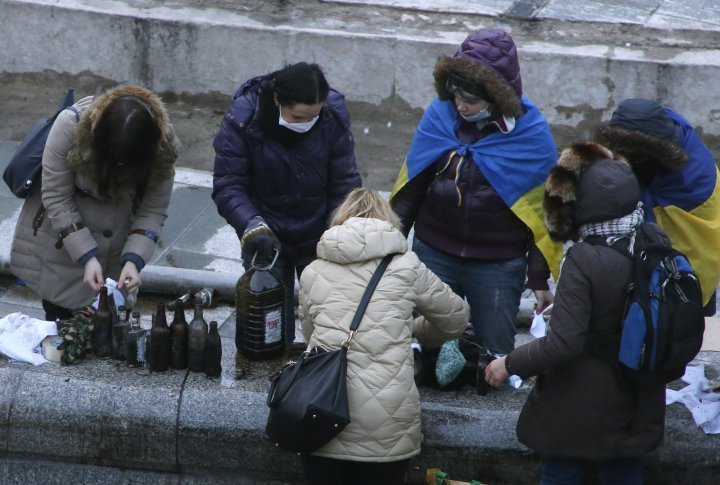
[149,303,171,372]
[166,290,195,311]
[92,286,113,358]
[107,291,118,326]
[204,321,222,378]
[187,297,208,372]
[126,311,147,367]
[195,288,219,308]
[112,304,130,360]
[169,298,189,370]
[145,313,154,370]
[167,288,218,310]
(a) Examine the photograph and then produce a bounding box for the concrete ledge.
[2,0,719,157]
[2,338,720,483]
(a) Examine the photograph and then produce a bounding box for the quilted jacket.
[298,217,469,461]
[212,74,361,263]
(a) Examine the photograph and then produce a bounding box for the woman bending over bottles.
[11,85,179,321]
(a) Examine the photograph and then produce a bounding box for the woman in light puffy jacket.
[298,188,470,485]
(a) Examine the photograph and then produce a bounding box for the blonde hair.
[329,188,402,229]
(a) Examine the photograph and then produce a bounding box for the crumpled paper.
[666,364,720,434]
[0,312,57,365]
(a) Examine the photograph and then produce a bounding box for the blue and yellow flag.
[648,109,720,305]
[390,96,562,279]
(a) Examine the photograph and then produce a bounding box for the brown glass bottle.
[92,286,113,357]
[169,299,189,370]
[187,297,208,372]
[107,291,118,326]
[149,303,171,372]
[204,321,222,378]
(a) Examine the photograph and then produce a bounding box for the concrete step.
[2,0,719,193]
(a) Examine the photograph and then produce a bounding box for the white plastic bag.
[508,374,523,389]
[0,312,58,365]
[92,278,137,312]
[530,303,553,338]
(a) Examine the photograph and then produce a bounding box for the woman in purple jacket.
[212,62,361,348]
[390,30,559,382]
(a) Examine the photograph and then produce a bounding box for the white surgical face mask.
[460,106,492,123]
[278,112,319,133]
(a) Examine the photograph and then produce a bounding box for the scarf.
[579,202,645,253]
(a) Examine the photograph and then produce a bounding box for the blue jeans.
[413,238,526,355]
[540,457,643,485]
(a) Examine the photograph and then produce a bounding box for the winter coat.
[390,29,558,288]
[509,243,665,460]
[298,217,469,462]
[507,143,666,460]
[10,86,178,309]
[212,75,361,263]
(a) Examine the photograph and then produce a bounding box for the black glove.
[240,218,280,265]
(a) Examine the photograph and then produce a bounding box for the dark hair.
[91,96,161,200]
[272,62,330,106]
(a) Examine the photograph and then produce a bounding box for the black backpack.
[587,222,705,386]
[3,88,78,198]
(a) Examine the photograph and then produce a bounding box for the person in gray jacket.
[11,85,178,321]
[485,142,666,484]
[299,188,469,484]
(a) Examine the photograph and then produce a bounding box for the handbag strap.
[342,253,395,348]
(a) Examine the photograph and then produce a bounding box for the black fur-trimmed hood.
[544,142,640,242]
[433,29,523,119]
[593,99,688,185]
[66,85,178,199]
[594,124,688,185]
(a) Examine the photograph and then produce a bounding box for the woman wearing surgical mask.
[212,62,361,349]
[390,30,561,392]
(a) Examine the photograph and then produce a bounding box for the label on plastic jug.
[264,309,282,344]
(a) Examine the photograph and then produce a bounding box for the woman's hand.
[485,355,509,389]
[118,261,141,293]
[83,257,104,292]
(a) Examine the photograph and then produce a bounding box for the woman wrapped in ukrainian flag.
[390,29,562,366]
[595,98,720,315]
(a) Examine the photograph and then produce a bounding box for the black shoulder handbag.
[265,254,394,454]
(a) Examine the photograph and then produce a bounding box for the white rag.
[666,364,720,434]
[0,312,58,365]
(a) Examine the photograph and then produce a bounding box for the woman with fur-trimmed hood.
[390,29,562,371]
[485,142,666,483]
[594,98,720,315]
[11,85,179,320]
